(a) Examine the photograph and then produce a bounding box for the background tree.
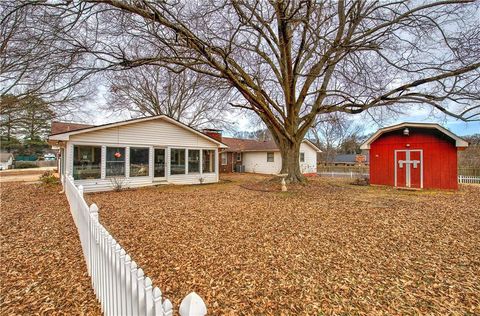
[0,94,22,152]
[0,94,55,155]
[106,66,233,129]
[458,134,480,173]
[4,0,480,181]
[309,113,364,163]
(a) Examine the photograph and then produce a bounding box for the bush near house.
[14,161,39,169]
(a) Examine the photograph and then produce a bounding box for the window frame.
[202,149,216,174]
[170,148,186,175]
[236,152,242,162]
[300,152,305,163]
[73,145,102,180]
[187,149,201,174]
[221,152,228,165]
[129,147,150,177]
[105,146,126,177]
[267,152,274,162]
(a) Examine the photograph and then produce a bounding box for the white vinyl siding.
[242,142,317,175]
[69,118,217,148]
[61,117,221,192]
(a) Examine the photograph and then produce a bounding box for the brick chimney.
[203,128,223,142]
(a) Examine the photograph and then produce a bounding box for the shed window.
[106,147,126,177]
[171,148,186,175]
[300,152,305,162]
[221,152,228,165]
[267,152,274,162]
[130,147,149,177]
[203,150,215,173]
[188,149,200,173]
[73,145,101,180]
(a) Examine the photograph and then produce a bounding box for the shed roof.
[360,122,469,150]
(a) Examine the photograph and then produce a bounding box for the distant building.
[0,153,14,170]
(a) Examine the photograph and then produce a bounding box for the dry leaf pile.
[87,175,480,315]
[0,183,101,315]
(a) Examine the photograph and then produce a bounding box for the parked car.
[43,153,56,161]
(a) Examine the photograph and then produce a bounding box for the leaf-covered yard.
[0,182,101,315]
[88,174,480,315]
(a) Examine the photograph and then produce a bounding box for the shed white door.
[394,149,423,189]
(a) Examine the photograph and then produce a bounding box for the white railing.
[318,171,369,178]
[458,175,480,184]
[64,174,207,316]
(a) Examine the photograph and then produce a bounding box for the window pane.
[171,148,186,175]
[73,146,101,180]
[300,152,305,162]
[202,150,215,173]
[130,147,149,177]
[267,152,274,162]
[221,152,227,165]
[106,147,125,177]
[188,150,200,173]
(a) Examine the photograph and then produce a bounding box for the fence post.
[179,292,207,316]
[137,268,146,316]
[145,277,154,316]
[130,261,139,316]
[88,204,98,278]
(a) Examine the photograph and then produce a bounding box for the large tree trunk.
[277,137,305,183]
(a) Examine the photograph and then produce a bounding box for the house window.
[221,152,228,165]
[203,150,215,173]
[188,149,200,173]
[300,152,305,162]
[237,153,242,161]
[130,147,149,177]
[267,152,274,162]
[171,148,186,175]
[106,147,126,177]
[73,145,101,180]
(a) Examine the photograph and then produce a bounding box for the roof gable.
[360,122,469,149]
[49,115,227,148]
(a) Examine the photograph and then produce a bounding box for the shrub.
[40,171,59,185]
[14,161,39,169]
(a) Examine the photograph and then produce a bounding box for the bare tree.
[4,0,480,181]
[105,66,233,128]
[309,113,364,162]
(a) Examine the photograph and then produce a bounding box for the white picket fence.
[63,174,207,316]
[458,175,480,184]
[318,171,369,178]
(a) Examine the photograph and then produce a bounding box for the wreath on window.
[114,152,122,159]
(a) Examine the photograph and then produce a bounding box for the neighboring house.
[0,153,14,170]
[48,115,227,192]
[203,130,321,175]
[330,154,369,166]
[361,122,468,190]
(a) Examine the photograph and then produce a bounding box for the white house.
[0,152,14,170]
[213,134,320,174]
[49,115,227,192]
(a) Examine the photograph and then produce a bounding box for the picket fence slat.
[63,174,207,316]
[458,175,480,184]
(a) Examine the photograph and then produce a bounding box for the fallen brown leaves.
[0,182,101,315]
[90,174,480,315]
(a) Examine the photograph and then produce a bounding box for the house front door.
[395,150,423,189]
[153,148,166,180]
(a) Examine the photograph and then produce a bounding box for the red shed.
[360,123,468,190]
